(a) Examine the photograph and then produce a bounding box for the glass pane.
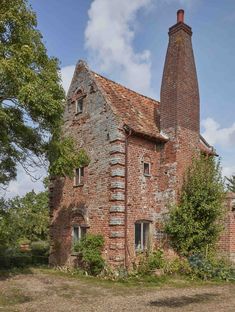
[75,169,80,185]
[73,226,79,243]
[135,223,141,250]
[143,223,149,249]
[76,99,83,113]
[144,163,150,175]
[80,167,84,177]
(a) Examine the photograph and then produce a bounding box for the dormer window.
[75,98,83,114]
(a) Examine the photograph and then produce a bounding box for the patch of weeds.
[0,288,32,306]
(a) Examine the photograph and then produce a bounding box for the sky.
[4,0,235,198]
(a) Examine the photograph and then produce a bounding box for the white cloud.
[85,0,154,96]
[61,65,76,94]
[223,165,235,178]
[202,117,235,178]
[202,118,235,147]
[2,166,46,199]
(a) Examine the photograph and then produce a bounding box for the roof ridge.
[91,71,160,104]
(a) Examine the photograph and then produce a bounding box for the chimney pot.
[177,9,184,23]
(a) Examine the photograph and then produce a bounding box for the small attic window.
[75,98,83,114]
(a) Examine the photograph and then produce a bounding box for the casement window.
[135,221,150,251]
[75,98,83,114]
[74,167,84,186]
[143,162,150,176]
[72,225,86,245]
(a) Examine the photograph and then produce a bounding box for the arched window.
[71,214,87,248]
[135,220,151,251]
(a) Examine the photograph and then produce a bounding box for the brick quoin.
[49,10,235,268]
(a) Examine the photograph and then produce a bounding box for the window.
[135,221,150,251]
[143,162,150,176]
[74,167,84,186]
[72,225,86,245]
[75,98,83,114]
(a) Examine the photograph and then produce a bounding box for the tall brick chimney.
[160,10,200,195]
[160,9,200,135]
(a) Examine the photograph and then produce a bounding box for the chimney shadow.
[149,293,218,308]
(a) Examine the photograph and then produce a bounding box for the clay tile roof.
[92,72,167,142]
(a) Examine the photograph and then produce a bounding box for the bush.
[0,248,32,268]
[31,240,49,265]
[73,234,105,276]
[0,240,49,268]
[165,155,225,256]
[163,257,192,275]
[137,249,165,275]
[188,254,234,281]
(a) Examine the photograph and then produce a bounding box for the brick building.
[49,10,235,267]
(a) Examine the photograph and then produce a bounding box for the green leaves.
[0,190,49,249]
[0,0,66,186]
[165,155,225,256]
[0,0,87,186]
[73,234,105,276]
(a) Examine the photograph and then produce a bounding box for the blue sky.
[5,0,235,197]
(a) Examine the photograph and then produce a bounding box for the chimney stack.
[160,9,200,190]
[177,9,184,23]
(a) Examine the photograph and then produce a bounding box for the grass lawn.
[0,267,235,311]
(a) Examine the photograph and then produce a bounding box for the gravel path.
[0,270,234,312]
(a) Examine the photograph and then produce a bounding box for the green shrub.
[165,155,225,256]
[137,249,165,275]
[188,254,234,281]
[0,248,32,268]
[31,241,49,256]
[31,240,49,265]
[73,234,105,276]
[163,257,192,275]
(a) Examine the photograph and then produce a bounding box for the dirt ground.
[0,269,235,312]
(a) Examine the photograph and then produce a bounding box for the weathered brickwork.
[49,10,235,268]
[219,193,235,262]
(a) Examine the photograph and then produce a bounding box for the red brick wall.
[49,62,125,266]
[219,192,235,263]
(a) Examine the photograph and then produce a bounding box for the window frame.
[72,225,87,246]
[74,167,85,186]
[135,221,151,252]
[143,162,151,176]
[75,97,84,114]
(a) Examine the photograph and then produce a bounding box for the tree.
[0,190,49,249]
[0,0,85,187]
[226,175,235,193]
[165,155,225,256]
